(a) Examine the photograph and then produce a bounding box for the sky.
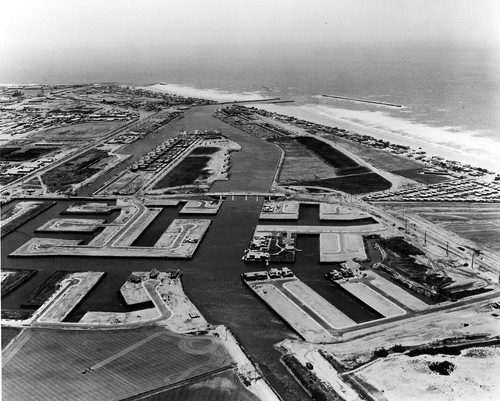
[1,0,499,53]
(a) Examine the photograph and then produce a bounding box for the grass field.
[320,134,424,171]
[0,147,58,162]
[1,327,21,350]
[128,370,260,401]
[300,172,392,194]
[42,149,110,193]
[154,156,210,189]
[295,136,370,175]
[392,168,450,184]
[1,269,37,297]
[272,138,334,183]
[189,147,220,155]
[2,328,233,401]
[22,271,71,307]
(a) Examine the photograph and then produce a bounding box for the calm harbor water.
[2,198,387,400]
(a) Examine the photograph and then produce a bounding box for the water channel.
[2,197,390,400]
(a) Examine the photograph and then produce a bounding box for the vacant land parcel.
[42,149,111,193]
[154,155,211,189]
[2,328,234,401]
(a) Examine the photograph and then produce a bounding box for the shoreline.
[144,83,268,102]
[251,103,500,173]
[144,83,499,173]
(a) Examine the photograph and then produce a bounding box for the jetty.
[322,94,402,108]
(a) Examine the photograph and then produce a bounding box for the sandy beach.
[145,83,499,172]
[252,103,500,173]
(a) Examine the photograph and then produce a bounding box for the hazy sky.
[2,0,499,52]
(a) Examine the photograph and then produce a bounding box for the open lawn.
[42,149,110,193]
[299,172,392,194]
[2,328,233,401]
[154,156,210,189]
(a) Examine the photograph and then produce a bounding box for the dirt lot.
[382,203,500,254]
[1,269,37,297]
[130,370,260,401]
[39,121,125,141]
[42,149,111,193]
[352,347,500,401]
[22,271,71,307]
[2,327,233,401]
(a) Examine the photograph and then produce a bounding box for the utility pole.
[424,230,427,246]
[446,242,449,256]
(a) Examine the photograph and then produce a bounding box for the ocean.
[2,42,499,171]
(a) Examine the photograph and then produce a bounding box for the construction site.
[2,83,499,401]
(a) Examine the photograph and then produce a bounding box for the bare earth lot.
[39,121,126,141]
[382,202,500,253]
[42,149,111,193]
[2,328,233,401]
[129,370,260,401]
[353,347,500,401]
